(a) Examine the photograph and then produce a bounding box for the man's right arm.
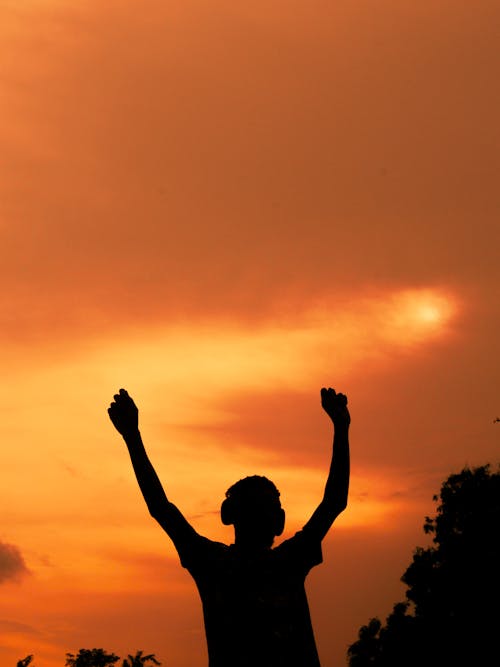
[108,389,197,546]
[302,387,350,542]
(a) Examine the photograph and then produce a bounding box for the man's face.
[235,495,285,539]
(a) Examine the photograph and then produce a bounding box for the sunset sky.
[1,1,499,666]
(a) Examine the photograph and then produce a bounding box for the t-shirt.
[177,528,323,667]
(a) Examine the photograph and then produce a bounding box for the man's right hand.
[321,387,351,428]
[108,388,139,436]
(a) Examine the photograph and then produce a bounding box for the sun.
[381,288,458,345]
[414,301,445,324]
[413,291,455,326]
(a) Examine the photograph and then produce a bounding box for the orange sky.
[1,2,499,666]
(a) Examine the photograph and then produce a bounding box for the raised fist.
[108,388,139,436]
[321,387,350,427]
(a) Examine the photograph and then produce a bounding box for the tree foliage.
[17,647,162,667]
[65,648,120,667]
[17,657,34,667]
[347,464,500,667]
[122,650,161,667]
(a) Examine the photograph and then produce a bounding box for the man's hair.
[221,475,281,526]
[225,475,281,503]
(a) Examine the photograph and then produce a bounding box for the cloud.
[0,1,497,345]
[0,542,30,584]
[0,618,39,636]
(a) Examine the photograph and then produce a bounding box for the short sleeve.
[176,532,227,576]
[274,527,323,577]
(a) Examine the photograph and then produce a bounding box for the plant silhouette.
[16,656,34,667]
[65,648,120,667]
[108,386,350,667]
[122,650,161,667]
[347,464,500,667]
[16,649,159,667]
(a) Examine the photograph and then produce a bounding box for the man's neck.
[234,530,274,552]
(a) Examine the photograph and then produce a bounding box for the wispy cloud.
[0,542,30,584]
[0,618,39,636]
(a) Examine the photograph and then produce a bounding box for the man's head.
[221,475,285,547]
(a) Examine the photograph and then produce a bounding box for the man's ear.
[274,508,285,536]
[221,498,234,526]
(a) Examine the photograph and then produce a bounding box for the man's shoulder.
[178,533,229,571]
[273,527,320,550]
[272,528,323,573]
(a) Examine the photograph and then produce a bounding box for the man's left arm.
[302,387,350,541]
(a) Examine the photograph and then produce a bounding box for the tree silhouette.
[65,648,120,667]
[347,464,500,667]
[16,656,34,667]
[122,650,161,667]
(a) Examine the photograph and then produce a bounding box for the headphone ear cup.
[221,498,234,525]
[275,508,285,536]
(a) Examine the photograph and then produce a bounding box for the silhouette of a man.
[108,387,350,667]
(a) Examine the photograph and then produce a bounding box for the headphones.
[220,497,236,526]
